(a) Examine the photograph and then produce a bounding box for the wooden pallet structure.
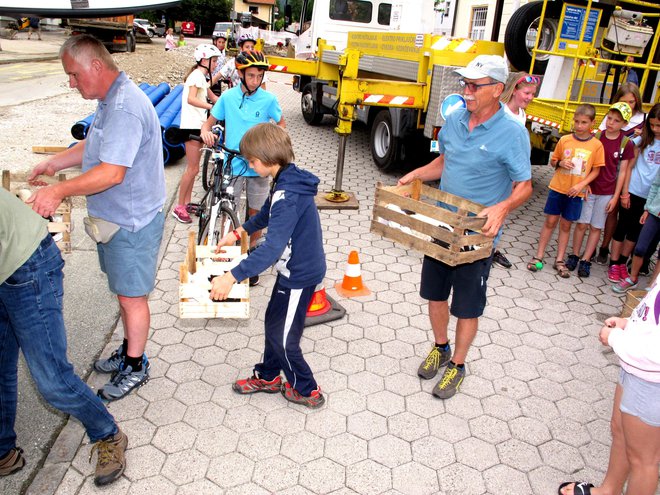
[370,179,492,266]
[2,169,72,253]
[179,231,251,319]
[620,289,647,318]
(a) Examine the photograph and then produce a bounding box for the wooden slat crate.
[179,231,250,319]
[370,179,492,266]
[2,169,72,254]
[620,289,647,318]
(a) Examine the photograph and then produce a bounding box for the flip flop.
[558,481,594,495]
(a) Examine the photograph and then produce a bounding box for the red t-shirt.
[591,133,635,195]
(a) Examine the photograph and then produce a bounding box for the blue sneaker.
[577,260,591,278]
[94,344,125,374]
[565,254,579,271]
[97,357,150,401]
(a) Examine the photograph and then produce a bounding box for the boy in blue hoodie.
[210,123,326,408]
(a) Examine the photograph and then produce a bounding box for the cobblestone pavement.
[26,73,657,495]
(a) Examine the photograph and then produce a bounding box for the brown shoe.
[90,429,127,486]
[0,447,25,476]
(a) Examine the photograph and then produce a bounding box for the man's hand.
[28,159,57,185]
[26,184,64,218]
[397,171,416,186]
[605,197,618,214]
[478,202,509,237]
[209,271,236,301]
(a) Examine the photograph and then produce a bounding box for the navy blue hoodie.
[231,164,326,289]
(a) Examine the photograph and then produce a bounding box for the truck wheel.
[127,32,136,52]
[301,84,323,125]
[505,1,560,74]
[370,110,401,172]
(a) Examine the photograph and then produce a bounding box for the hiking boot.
[232,373,282,394]
[608,264,621,282]
[432,362,466,400]
[93,344,125,374]
[97,358,150,401]
[417,344,452,380]
[613,277,639,294]
[596,246,609,265]
[281,382,325,408]
[0,447,25,476]
[577,260,591,278]
[492,250,512,269]
[171,205,192,224]
[90,429,127,486]
[249,275,260,287]
[565,254,580,271]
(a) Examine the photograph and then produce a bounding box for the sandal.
[553,260,570,278]
[558,481,593,495]
[526,257,543,272]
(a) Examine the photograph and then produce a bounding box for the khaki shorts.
[232,175,269,211]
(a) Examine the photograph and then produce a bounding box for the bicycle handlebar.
[189,134,241,157]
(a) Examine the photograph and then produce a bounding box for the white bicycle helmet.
[194,44,222,62]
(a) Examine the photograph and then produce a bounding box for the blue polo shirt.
[210,85,283,177]
[83,72,165,232]
[438,104,531,207]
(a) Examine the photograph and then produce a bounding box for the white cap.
[455,55,509,83]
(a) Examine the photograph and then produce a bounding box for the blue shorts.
[619,368,660,427]
[544,190,583,221]
[97,211,164,297]
[420,253,493,319]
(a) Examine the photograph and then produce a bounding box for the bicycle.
[189,125,248,246]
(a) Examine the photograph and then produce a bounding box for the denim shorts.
[420,253,493,319]
[577,193,611,229]
[619,368,660,427]
[97,211,164,297]
[544,189,583,221]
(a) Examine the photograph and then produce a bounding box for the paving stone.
[509,417,552,446]
[384,372,421,396]
[366,390,406,417]
[483,464,532,494]
[528,377,568,402]
[126,475,176,495]
[539,439,585,472]
[331,354,366,375]
[328,388,367,415]
[548,417,592,448]
[469,415,511,444]
[223,404,265,434]
[348,371,384,395]
[315,369,348,393]
[387,411,429,442]
[183,401,226,430]
[252,455,300,492]
[325,433,368,467]
[345,459,392,495]
[237,428,282,460]
[454,437,499,470]
[347,338,381,358]
[160,449,209,485]
[428,413,470,443]
[306,409,347,438]
[174,379,214,405]
[392,461,440,495]
[281,430,325,464]
[347,410,388,440]
[151,421,197,454]
[207,453,254,488]
[143,398,186,426]
[120,418,157,449]
[482,395,522,421]
[497,438,543,471]
[438,463,486,495]
[176,479,224,495]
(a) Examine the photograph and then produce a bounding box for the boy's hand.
[567,183,583,197]
[620,195,631,209]
[557,159,574,170]
[640,211,649,224]
[214,229,241,254]
[200,130,218,148]
[598,325,613,346]
[599,316,627,346]
[606,197,617,213]
[209,271,236,301]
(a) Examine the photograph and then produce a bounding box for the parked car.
[134,18,156,38]
[133,21,150,38]
[180,21,195,36]
[154,22,166,37]
[212,21,236,43]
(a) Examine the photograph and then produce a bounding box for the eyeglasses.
[516,75,540,86]
[459,79,501,92]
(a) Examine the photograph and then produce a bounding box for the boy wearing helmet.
[201,49,285,286]
[213,34,267,89]
[172,44,221,224]
[210,34,228,97]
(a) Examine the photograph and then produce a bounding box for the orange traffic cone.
[335,250,371,298]
[307,285,332,317]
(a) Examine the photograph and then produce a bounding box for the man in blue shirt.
[201,50,285,286]
[28,34,166,404]
[399,55,533,400]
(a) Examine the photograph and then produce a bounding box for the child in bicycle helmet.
[201,50,285,274]
[214,34,267,89]
[172,44,222,224]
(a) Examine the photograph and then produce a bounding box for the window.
[470,6,487,40]
[329,0,373,23]
[249,6,259,14]
[378,3,391,25]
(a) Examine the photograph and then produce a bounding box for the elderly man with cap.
[399,55,533,399]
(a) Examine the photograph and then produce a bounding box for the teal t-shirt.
[210,85,283,177]
[0,188,48,284]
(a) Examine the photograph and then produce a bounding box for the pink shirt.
[165,34,176,50]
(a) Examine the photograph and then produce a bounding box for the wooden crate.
[2,170,72,254]
[620,289,647,318]
[179,231,250,319]
[370,179,493,266]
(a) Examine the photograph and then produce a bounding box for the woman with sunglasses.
[491,72,540,269]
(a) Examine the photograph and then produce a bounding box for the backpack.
[595,130,630,172]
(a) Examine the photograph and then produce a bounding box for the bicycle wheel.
[208,205,240,247]
[201,148,213,192]
[197,190,218,245]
